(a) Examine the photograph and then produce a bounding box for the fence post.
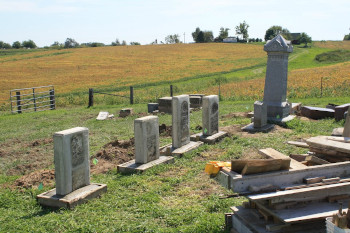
[88,88,94,107]
[170,85,173,97]
[320,77,323,97]
[32,88,37,111]
[50,89,56,110]
[16,91,22,114]
[130,86,134,105]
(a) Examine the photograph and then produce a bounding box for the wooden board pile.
[214,148,350,232]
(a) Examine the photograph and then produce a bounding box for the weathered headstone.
[147,103,159,113]
[172,95,190,148]
[343,107,350,137]
[37,127,107,209]
[301,106,334,120]
[335,103,350,121]
[158,97,172,114]
[54,127,90,196]
[190,96,202,109]
[134,116,159,164]
[253,101,267,128]
[119,108,133,117]
[263,35,293,121]
[117,116,174,173]
[202,95,219,136]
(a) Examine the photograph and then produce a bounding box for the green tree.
[22,40,37,49]
[298,32,312,47]
[64,38,79,48]
[111,38,121,46]
[122,40,127,46]
[192,27,201,42]
[12,41,21,49]
[235,21,249,42]
[3,43,11,49]
[203,31,214,42]
[165,34,180,44]
[130,42,140,45]
[344,28,350,40]
[0,41,4,48]
[217,27,230,42]
[264,25,291,41]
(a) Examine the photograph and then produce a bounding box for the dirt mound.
[90,138,134,174]
[220,124,292,138]
[29,138,53,147]
[13,169,55,189]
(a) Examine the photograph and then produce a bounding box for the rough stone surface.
[147,103,159,113]
[202,95,219,136]
[301,106,334,120]
[119,108,133,117]
[54,127,90,196]
[134,116,160,164]
[172,95,190,148]
[190,96,202,108]
[158,97,172,114]
[263,35,293,119]
[253,101,267,128]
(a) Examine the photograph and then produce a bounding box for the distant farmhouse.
[290,33,301,45]
[223,37,238,43]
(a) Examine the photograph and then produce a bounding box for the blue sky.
[0,0,349,47]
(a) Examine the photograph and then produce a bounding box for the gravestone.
[134,116,159,164]
[118,116,174,173]
[190,96,202,109]
[253,101,267,128]
[202,95,219,136]
[147,103,159,113]
[37,127,107,208]
[172,95,190,148]
[335,103,350,121]
[96,111,109,120]
[54,127,90,196]
[263,35,293,121]
[189,95,227,144]
[343,107,350,137]
[158,97,172,114]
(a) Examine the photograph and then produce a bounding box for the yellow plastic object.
[205,161,231,176]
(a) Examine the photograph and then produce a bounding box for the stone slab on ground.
[301,106,334,120]
[117,156,174,174]
[332,127,344,136]
[160,141,203,157]
[290,103,302,115]
[147,103,159,113]
[190,131,228,144]
[37,183,107,209]
[267,115,296,126]
[241,123,275,133]
[96,111,109,120]
[158,97,172,114]
[335,103,350,121]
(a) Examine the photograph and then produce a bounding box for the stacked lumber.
[306,136,350,162]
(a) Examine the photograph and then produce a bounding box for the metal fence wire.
[10,85,55,114]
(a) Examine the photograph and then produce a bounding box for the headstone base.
[267,115,296,126]
[37,183,107,209]
[241,123,275,133]
[160,141,203,157]
[266,102,291,119]
[190,131,228,144]
[117,156,174,174]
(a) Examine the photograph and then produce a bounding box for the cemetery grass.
[0,98,346,232]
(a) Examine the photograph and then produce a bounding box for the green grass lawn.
[0,98,346,232]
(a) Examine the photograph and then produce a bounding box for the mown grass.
[0,97,346,232]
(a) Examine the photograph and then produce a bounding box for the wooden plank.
[231,159,281,173]
[228,162,350,194]
[303,176,326,184]
[255,199,350,223]
[241,159,283,175]
[305,155,330,165]
[289,154,308,162]
[248,182,350,204]
[309,146,350,158]
[287,141,309,148]
[258,148,291,170]
[306,136,350,155]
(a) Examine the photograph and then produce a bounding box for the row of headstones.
[53,94,219,196]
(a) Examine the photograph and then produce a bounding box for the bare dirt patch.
[220,124,292,138]
[13,169,55,189]
[159,124,172,137]
[221,112,250,119]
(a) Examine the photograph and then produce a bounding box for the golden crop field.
[0,43,265,105]
[313,40,350,50]
[209,60,350,100]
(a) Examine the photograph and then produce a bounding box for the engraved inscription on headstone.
[210,102,219,134]
[71,134,84,167]
[181,101,189,144]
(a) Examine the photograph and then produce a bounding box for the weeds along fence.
[88,87,134,107]
[10,85,55,114]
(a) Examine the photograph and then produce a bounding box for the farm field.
[0,40,350,232]
[1,40,349,110]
